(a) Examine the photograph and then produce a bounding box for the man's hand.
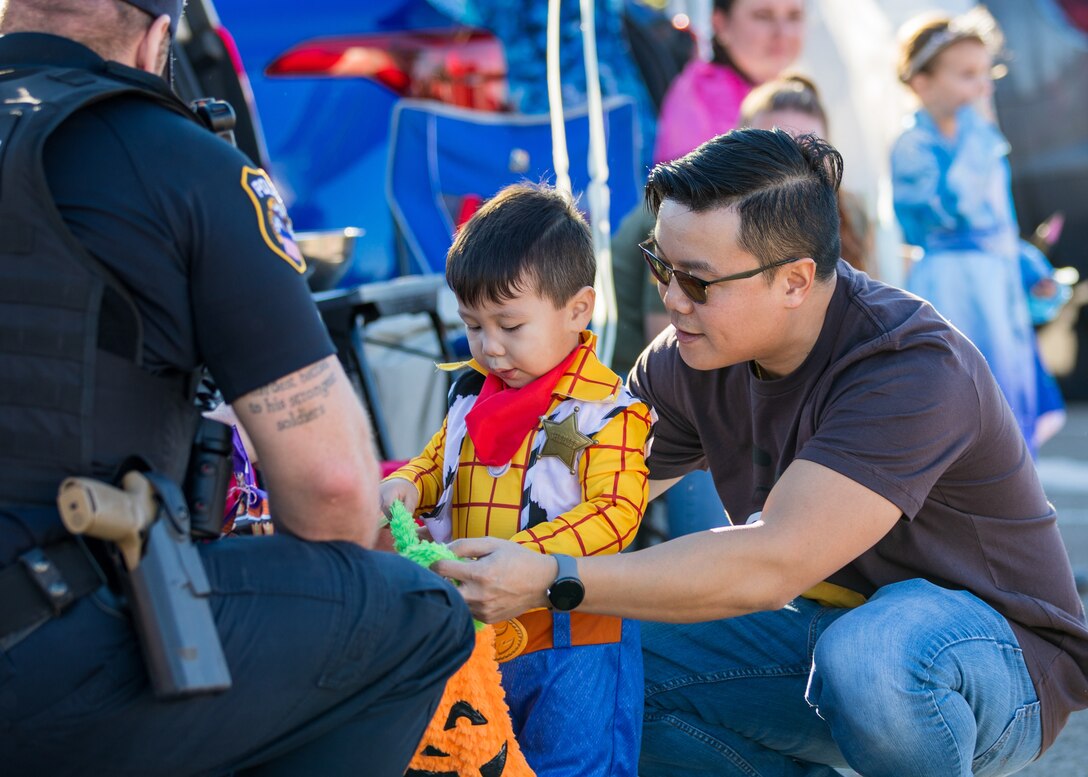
[379,477,420,517]
[432,538,556,623]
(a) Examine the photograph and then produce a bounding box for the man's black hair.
[645,128,844,280]
[446,183,595,308]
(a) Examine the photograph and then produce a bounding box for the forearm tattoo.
[246,360,338,431]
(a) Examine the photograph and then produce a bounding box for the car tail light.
[213,24,247,80]
[265,29,509,111]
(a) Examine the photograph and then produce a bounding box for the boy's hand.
[374,520,433,554]
[379,477,420,517]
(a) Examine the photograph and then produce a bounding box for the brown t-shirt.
[630,261,1088,752]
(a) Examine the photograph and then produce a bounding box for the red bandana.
[465,347,580,467]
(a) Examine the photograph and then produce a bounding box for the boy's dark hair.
[446,183,595,308]
[645,128,843,281]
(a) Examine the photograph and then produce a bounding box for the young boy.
[379,183,653,776]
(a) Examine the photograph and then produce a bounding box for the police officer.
[0,1,473,773]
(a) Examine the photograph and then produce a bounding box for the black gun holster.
[55,470,232,699]
[125,472,232,699]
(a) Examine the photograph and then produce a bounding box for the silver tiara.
[901,5,1003,82]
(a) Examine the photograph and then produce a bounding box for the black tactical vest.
[0,62,204,509]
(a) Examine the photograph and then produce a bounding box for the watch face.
[548,578,584,611]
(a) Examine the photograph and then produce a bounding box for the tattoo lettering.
[258,360,340,432]
[298,360,330,381]
[276,404,326,430]
[289,372,336,407]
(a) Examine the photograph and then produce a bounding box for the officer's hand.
[379,477,420,517]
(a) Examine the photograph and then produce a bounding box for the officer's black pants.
[0,534,475,776]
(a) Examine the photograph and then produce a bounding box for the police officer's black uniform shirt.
[3,33,334,402]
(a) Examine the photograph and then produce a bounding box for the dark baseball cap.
[120,0,185,34]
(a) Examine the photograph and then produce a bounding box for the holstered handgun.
[56,471,232,699]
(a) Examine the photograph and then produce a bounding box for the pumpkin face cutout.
[405,626,534,777]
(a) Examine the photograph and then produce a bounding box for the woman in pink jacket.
[653,0,805,164]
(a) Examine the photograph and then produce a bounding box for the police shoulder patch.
[240,166,307,273]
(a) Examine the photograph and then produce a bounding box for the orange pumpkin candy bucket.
[388,501,534,777]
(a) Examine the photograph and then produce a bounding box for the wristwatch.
[546,553,584,611]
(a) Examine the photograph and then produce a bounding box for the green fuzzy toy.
[387,500,485,632]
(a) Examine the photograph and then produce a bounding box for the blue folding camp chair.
[385,97,642,277]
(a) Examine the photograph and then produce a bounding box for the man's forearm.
[264,454,379,546]
[578,460,903,621]
[458,525,792,624]
[444,461,903,624]
[576,526,787,621]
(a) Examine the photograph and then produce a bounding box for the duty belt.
[0,537,105,649]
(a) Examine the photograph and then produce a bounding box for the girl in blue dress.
[892,7,1064,453]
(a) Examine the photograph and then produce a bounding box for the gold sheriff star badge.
[539,410,595,474]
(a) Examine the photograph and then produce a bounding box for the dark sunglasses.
[639,240,802,304]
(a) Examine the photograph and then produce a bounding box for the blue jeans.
[664,469,728,538]
[1,535,475,776]
[640,579,1042,777]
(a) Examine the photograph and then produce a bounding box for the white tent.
[547,0,617,366]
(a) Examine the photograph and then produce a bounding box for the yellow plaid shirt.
[390,333,652,556]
